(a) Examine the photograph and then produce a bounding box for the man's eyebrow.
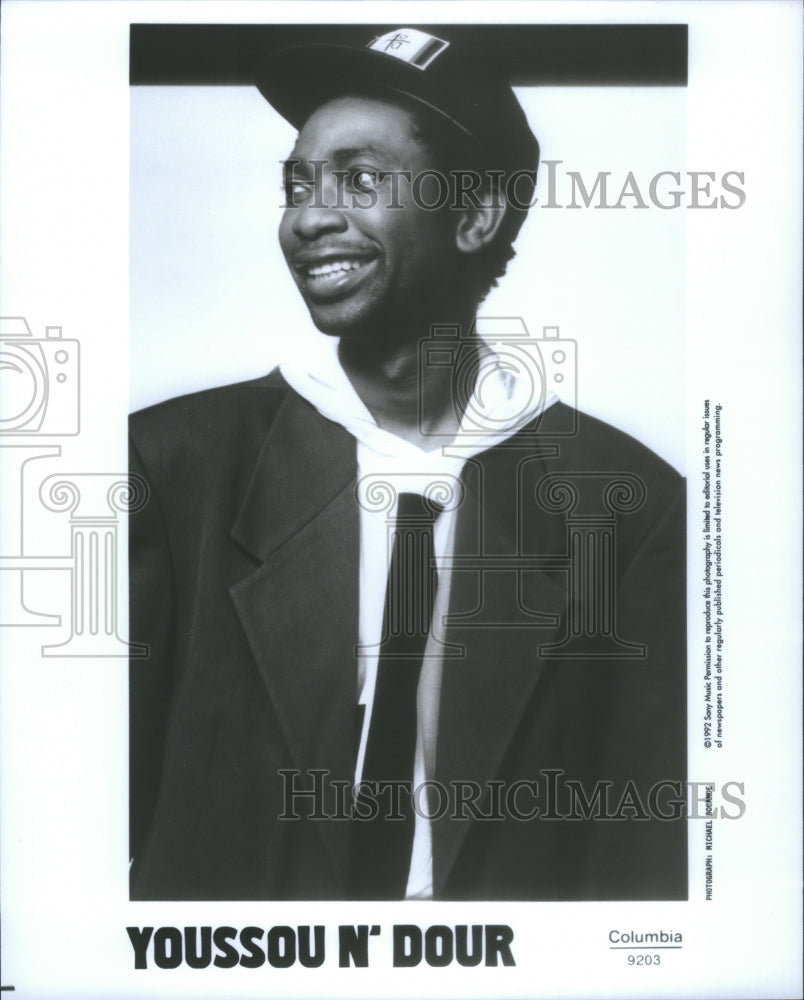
[285,144,397,168]
[330,145,392,163]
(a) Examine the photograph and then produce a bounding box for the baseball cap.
[254,26,539,176]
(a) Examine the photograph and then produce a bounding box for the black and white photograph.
[0,2,801,998]
[129,21,688,905]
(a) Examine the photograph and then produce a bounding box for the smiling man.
[277,91,514,446]
[280,97,461,339]
[129,26,687,902]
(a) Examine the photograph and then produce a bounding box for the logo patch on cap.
[368,29,449,71]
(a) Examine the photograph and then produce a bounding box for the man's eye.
[284,181,313,207]
[351,168,383,191]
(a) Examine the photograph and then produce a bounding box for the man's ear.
[454,193,508,254]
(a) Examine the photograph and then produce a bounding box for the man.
[129,27,687,901]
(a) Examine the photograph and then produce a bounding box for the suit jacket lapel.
[433,441,568,896]
[229,389,359,882]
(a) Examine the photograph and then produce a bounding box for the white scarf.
[279,334,557,473]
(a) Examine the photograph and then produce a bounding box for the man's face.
[279,95,461,344]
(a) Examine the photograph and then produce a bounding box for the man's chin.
[305,300,380,343]
[302,287,455,346]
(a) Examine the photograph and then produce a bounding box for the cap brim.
[255,42,477,142]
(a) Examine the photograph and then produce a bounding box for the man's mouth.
[293,251,378,301]
[306,259,367,279]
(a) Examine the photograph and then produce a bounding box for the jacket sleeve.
[583,478,688,897]
[128,433,176,872]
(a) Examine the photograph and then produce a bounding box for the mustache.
[290,241,378,264]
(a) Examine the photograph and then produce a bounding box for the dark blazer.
[129,371,687,901]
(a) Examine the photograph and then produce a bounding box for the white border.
[1,3,801,999]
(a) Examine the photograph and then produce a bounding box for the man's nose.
[291,186,349,240]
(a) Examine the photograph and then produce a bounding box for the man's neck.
[338,328,480,451]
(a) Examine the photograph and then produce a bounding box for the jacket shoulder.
[541,402,683,492]
[519,403,685,563]
[129,370,289,461]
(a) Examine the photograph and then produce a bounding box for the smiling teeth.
[307,260,365,278]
